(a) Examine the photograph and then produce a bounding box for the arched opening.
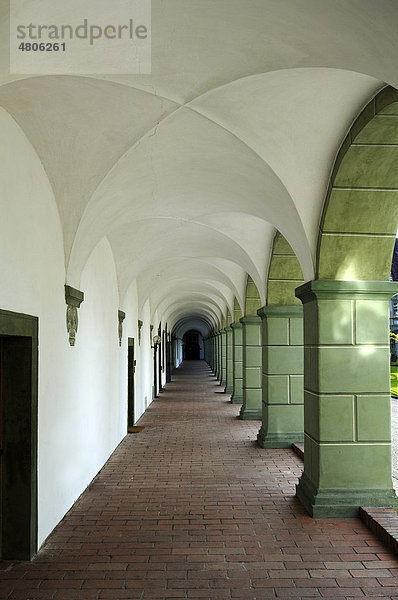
[183,329,202,360]
[296,85,398,517]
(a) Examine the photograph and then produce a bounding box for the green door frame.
[127,337,135,428]
[0,309,38,560]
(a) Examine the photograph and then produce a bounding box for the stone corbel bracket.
[65,285,84,347]
[138,320,143,345]
[118,310,126,346]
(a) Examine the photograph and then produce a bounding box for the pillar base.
[257,426,303,449]
[296,473,398,518]
[225,385,233,394]
[230,394,243,404]
[239,406,262,420]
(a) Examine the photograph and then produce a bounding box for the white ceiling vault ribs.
[0,0,396,335]
[172,317,215,339]
[166,303,221,331]
[136,258,243,314]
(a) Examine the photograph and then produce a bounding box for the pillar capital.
[231,321,243,330]
[296,279,398,304]
[240,315,261,325]
[257,305,303,319]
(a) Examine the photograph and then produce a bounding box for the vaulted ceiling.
[1,0,396,334]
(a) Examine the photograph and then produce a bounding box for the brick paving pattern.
[1,360,398,600]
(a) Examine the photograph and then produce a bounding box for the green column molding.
[239,316,262,420]
[225,326,234,394]
[220,329,227,389]
[296,280,398,518]
[231,322,243,403]
[257,306,304,448]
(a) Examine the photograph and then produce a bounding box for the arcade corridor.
[1,361,397,600]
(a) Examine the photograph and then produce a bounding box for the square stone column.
[257,306,304,448]
[220,329,227,389]
[239,316,262,420]
[296,280,398,517]
[215,332,221,380]
[231,322,243,404]
[225,326,234,394]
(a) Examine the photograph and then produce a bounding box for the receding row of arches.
[167,86,398,518]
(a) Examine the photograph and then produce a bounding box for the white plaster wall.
[121,281,155,424]
[0,108,128,547]
[136,300,153,418]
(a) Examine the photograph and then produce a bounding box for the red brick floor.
[1,360,398,600]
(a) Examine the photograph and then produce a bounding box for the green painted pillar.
[239,316,262,420]
[220,329,227,389]
[225,326,233,394]
[209,335,215,372]
[209,337,214,371]
[204,338,210,366]
[296,280,398,517]
[216,332,221,380]
[231,322,243,403]
[213,333,218,378]
[257,306,304,448]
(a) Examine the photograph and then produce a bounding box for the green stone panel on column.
[354,115,398,144]
[240,388,262,420]
[225,327,233,394]
[266,346,303,375]
[265,374,289,404]
[355,300,389,345]
[323,189,398,235]
[318,444,391,489]
[334,146,398,189]
[231,322,243,404]
[266,404,303,435]
[269,255,303,280]
[296,280,398,518]
[240,316,262,419]
[290,375,304,404]
[356,395,391,442]
[304,392,354,442]
[316,346,389,394]
[318,234,395,281]
[266,317,289,345]
[245,366,261,388]
[267,281,302,307]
